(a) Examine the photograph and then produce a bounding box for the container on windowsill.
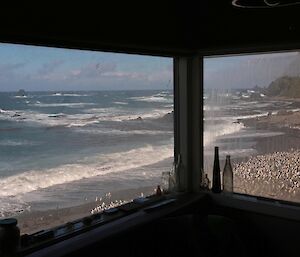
[156,185,162,196]
[0,218,20,257]
[161,171,171,194]
[212,146,222,193]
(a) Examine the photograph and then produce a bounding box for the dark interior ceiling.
[2,1,300,56]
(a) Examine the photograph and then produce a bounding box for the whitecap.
[0,139,40,147]
[51,93,89,97]
[130,95,173,103]
[31,102,95,108]
[113,102,128,105]
[204,121,244,147]
[0,142,173,197]
[13,96,27,99]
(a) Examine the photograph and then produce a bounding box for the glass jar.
[0,218,20,257]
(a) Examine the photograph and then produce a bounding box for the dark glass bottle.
[223,155,233,192]
[212,146,222,193]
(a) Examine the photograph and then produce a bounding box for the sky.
[1,43,299,92]
[0,43,173,91]
[204,51,300,89]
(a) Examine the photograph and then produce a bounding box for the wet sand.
[15,186,156,235]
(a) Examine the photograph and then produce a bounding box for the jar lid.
[0,218,18,227]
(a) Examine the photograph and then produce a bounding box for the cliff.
[267,76,300,98]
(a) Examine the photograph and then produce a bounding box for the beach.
[232,101,300,202]
[16,186,157,235]
[2,91,300,235]
[0,90,174,235]
[203,95,300,203]
[12,155,173,235]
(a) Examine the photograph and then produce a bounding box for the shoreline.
[7,158,173,234]
[15,186,156,235]
[233,109,300,202]
[240,108,300,154]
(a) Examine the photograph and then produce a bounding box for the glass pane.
[204,51,300,202]
[0,43,174,234]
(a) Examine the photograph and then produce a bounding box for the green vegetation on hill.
[267,76,300,98]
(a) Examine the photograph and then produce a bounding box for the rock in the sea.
[17,89,26,96]
[158,111,173,123]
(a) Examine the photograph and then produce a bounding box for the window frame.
[3,40,300,255]
[0,41,181,250]
[199,46,300,212]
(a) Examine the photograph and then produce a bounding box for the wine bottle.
[212,146,222,193]
[223,155,233,192]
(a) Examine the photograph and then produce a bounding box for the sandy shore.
[15,186,156,235]
[234,108,300,202]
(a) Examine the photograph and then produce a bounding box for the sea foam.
[204,121,244,147]
[0,142,173,197]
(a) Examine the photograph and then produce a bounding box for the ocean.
[0,90,174,217]
[204,90,300,179]
[1,88,299,218]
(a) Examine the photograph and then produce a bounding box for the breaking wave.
[0,142,173,197]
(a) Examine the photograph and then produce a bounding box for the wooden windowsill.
[23,192,207,257]
[207,191,300,221]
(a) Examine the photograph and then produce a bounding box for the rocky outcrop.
[267,76,300,98]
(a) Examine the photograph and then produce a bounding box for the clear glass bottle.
[202,174,210,190]
[212,146,222,193]
[169,162,176,192]
[223,155,233,192]
[161,171,170,193]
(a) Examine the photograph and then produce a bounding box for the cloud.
[1,59,173,91]
[147,69,172,82]
[204,52,299,89]
[38,60,64,75]
[70,62,117,79]
[0,63,25,77]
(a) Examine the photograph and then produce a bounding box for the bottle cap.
[226,155,230,158]
[0,218,18,227]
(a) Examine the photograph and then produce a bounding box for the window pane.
[204,52,300,202]
[0,43,174,234]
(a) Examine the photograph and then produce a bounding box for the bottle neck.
[214,147,219,161]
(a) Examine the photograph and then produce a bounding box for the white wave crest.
[204,122,244,146]
[0,140,39,147]
[83,107,172,122]
[0,197,30,217]
[76,128,173,136]
[0,106,173,128]
[113,101,128,105]
[0,142,173,197]
[32,102,95,108]
[51,93,89,97]
[130,95,172,103]
[13,95,27,99]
